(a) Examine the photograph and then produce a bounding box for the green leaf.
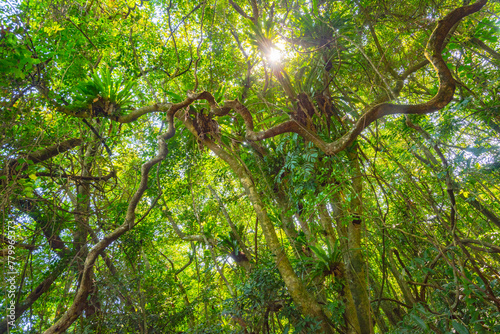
[310,245,330,266]
[410,314,429,330]
[452,321,469,334]
[164,91,183,103]
[312,0,318,16]
[256,115,289,127]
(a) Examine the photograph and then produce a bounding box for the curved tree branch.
[196,0,488,155]
[47,0,485,147]
[43,104,178,334]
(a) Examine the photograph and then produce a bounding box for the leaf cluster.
[69,67,136,114]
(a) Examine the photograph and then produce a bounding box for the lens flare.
[267,48,282,65]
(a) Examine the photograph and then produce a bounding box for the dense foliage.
[1,0,499,333]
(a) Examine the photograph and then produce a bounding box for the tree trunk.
[345,145,374,334]
[183,119,334,333]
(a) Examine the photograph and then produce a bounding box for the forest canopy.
[1,0,500,333]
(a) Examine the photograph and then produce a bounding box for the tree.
[1,0,499,333]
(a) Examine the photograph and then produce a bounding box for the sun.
[266,39,289,67]
[267,47,282,65]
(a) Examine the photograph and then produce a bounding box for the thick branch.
[16,170,116,181]
[203,1,488,155]
[26,138,82,164]
[460,238,500,253]
[180,113,335,333]
[1,138,82,178]
[464,196,500,229]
